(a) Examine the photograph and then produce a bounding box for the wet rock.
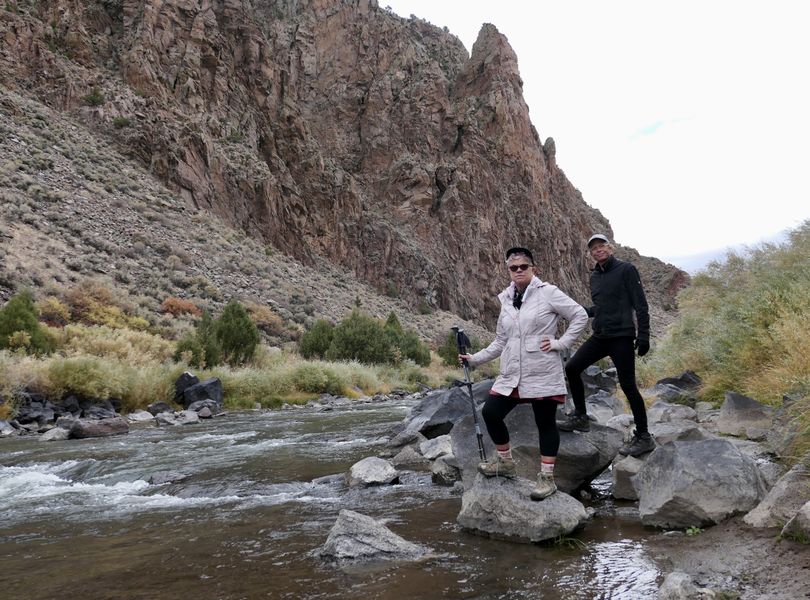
[744,458,810,528]
[174,371,200,404]
[657,571,714,599]
[79,398,117,420]
[127,410,155,423]
[68,416,129,439]
[187,399,220,415]
[457,474,588,542]
[182,378,223,409]
[317,509,433,564]
[0,419,17,436]
[397,380,493,440]
[147,401,174,416]
[385,429,427,453]
[648,421,714,446]
[156,410,200,426]
[346,457,399,487]
[780,501,810,543]
[716,392,773,440]
[197,406,213,419]
[419,434,452,460]
[390,446,430,470]
[452,406,623,493]
[635,439,767,528]
[148,471,188,485]
[41,426,70,441]
[431,455,461,486]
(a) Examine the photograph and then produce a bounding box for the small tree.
[214,300,259,366]
[326,310,391,364]
[0,290,50,354]
[299,319,335,359]
[384,312,430,366]
[438,330,481,366]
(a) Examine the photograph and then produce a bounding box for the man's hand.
[635,339,650,357]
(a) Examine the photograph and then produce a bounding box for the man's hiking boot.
[530,473,557,501]
[477,455,516,478]
[558,412,591,432]
[619,430,655,457]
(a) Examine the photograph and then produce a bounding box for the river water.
[0,397,664,599]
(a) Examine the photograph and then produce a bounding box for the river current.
[0,397,663,599]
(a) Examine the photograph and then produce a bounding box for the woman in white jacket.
[459,247,588,500]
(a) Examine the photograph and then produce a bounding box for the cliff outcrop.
[0,0,687,329]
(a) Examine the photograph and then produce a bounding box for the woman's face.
[507,254,534,288]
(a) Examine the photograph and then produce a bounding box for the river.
[0,396,664,599]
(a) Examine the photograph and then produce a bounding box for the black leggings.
[564,335,648,435]
[481,396,560,457]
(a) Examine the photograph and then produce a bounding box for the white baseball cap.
[587,234,610,247]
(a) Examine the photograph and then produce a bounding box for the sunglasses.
[508,263,532,272]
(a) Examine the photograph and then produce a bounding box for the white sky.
[384,0,810,271]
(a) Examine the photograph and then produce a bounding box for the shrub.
[112,117,131,129]
[214,300,259,366]
[325,310,391,364]
[0,290,51,354]
[299,319,335,359]
[290,363,344,395]
[63,281,147,329]
[37,296,71,327]
[173,309,221,368]
[59,324,175,365]
[383,312,431,366]
[437,330,481,366]
[160,296,202,317]
[244,300,286,336]
[82,87,105,107]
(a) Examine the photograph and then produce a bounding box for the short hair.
[505,247,534,263]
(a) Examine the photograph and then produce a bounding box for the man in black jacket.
[558,234,655,456]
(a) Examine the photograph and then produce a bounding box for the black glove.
[635,338,650,357]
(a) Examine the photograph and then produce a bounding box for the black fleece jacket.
[586,255,650,341]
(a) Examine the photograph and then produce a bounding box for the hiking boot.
[530,473,557,501]
[558,412,591,432]
[477,455,516,478]
[619,430,656,457]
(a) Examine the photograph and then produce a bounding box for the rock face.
[744,459,810,528]
[0,0,687,325]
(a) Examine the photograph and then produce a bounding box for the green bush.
[215,300,260,366]
[174,309,222,368]
[290,363,344,395]
[299,319,335,359]
[0,290,51,354]
[383,312,431,366]
[437,330,481,366]
[325,309,391,364]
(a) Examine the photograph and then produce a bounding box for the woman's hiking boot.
[477,455,516,478]
[558,412,590,432]
[619,430,655,457]
[530,473,557,501]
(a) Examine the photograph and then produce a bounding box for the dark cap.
[587,234,610,247]
[505,247,534,263]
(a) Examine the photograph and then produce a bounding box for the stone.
[744,458,810,528]
[647,401,698,424]
[457,474,588,542]
[648,420,714,446]
[317,509,433,564]
[174,371,200,404]
[346,457,399,487]
[612,454,645,500]
[431,456,461,486]
[182,378,224,408]
[419,434,452,460]
[390,446,430,470]
[68,417,129,439]
[715,391,773,439]
[781,501,810,543]
[41,427,70,441]
[147,401,175,416]
[397,380,493,440]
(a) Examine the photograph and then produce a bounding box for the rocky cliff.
[0,0,687,330]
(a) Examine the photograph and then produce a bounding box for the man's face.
[589,242,613,264]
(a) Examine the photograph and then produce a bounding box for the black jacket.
[586,256,650,341]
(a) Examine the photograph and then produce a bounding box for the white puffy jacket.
[468,276,588,398]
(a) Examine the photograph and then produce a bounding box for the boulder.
[766,394,805,457]
[156,410,200,426]
[148,471,188,485]
[187,399,220,415]
[656,571,715,599]
[612,454,645,500]
[40,426,70,441]
[581,365,617,395]
[431,456,461,486]
[174,371,200,404]
[648,421,714,446]
[744,459,810,528]
[79,398,117,420]
[570,389,627,425]
[346,457,399,487]
[68,417,129,439]
[715,391,773,440]
[457,474,588,542]
[647,401,698,424]
[390,446,430,470]
[397,380,493,439]
[0,419,17,436]
[127,410,156,423]
[147,401,175,416]
[634,439,767,528]
[419,435,452,460]
[317,509,433,564]
[14,394,55,425]
[657,371,702,392]
[781,501,810,543]
[182,378,223,409]
[451,405,623,493]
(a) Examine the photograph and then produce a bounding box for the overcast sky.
[384,0,810,272]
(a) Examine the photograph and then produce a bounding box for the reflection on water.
[0,399,662,599]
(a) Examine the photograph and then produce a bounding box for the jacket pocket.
[524,335,542,353]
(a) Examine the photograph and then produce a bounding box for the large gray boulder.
[182,378,223,409]
[744,459,810,528]
[395,380,493,440]
[457,474,588,542]
[647,401,698,424]
[715,391,773,440]
[451,405,623,492]
[68,416,129,439]
[612,454,645,500]
[648,420,714,446]
[317,509,433,563]
[635,439,767,528]
[346,457,399,487]
[656,571,715,599]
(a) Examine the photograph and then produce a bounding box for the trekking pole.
[452,326,487,461]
